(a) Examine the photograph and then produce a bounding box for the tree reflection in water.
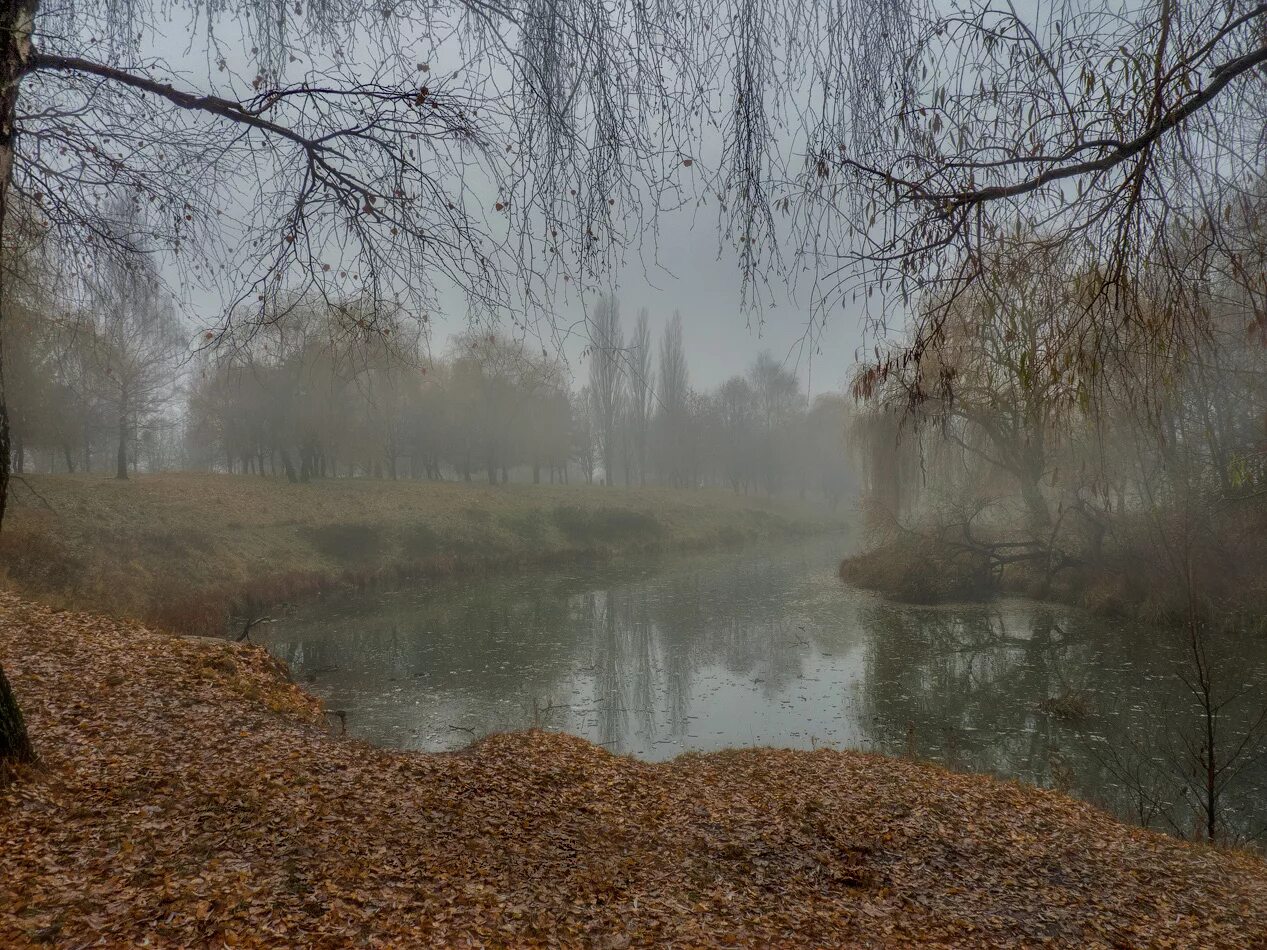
[860,603,1267,842]
[263,536,1267,840]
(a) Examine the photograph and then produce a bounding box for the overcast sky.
[150,12,868,399]
[425,205,866,396]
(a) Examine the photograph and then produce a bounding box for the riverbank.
[0,474,836,636]
[3,594,1265,946]
[839,509,1267,621]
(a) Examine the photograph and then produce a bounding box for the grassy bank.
[838,537,1159,616]
[0,474,838,636]
[3,593,1264,946]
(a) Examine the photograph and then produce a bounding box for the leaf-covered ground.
[3,593,1266,947]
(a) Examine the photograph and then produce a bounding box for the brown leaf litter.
[2,592,1265,947]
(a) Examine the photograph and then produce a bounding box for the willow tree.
[0,0,769,767]
[859,239,1086,535]
[2,0,1265,773]
[819,0,1267,407]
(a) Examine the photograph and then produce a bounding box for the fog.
[5,0,1267,938]
[5,250,855,503]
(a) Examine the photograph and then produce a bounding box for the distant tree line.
[7,280,855,506]
[3,209,183,481]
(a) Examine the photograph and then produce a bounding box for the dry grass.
[0,474,836,635]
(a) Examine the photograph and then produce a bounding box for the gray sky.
[426,206,866,397]
[150,11,867,399]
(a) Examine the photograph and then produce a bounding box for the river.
[262,534,1267,838]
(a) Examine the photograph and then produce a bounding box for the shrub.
[840,539,994,604]
[0,528,86,593]
[500,509,546,542]
[552,506,662,545]
[301,523,383,563]
[401,524,444,559]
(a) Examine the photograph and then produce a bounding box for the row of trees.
[4,224,182,481]
[186,304,573,486]
[179,291,854,505]
[3,253,856,504]
[582,294,852,502]
[850,203,1267,840]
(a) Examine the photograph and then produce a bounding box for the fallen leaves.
[2,592,1266,946]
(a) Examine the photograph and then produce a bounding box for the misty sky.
[150,12,869,398]
[427,209,868,396]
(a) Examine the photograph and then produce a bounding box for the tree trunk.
[280,447,298,484]
[1019,474,1051,535]
[115,411,128,480]
[0,661,34,775]
[0,0,38,531]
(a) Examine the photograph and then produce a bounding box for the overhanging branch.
[29,52,338,160]
[869,32,1267,210]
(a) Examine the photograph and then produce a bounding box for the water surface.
[263,535,1267,837]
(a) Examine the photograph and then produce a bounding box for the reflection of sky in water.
[262,536,1267,837]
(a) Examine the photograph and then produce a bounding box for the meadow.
[0,474,838,635]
